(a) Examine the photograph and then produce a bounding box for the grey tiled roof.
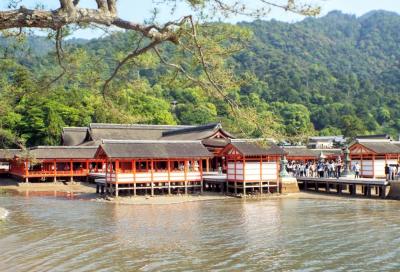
[229,140,285,156]
[284,147,342,158]
[359,142,400,154]
[20,146,98,159]
[98,140,213,159]
[88,123,194,141]
[62,127,88,146]
[0,149,21,160]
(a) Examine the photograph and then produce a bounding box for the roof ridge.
[102,139,203,144]
[231,138,275,143]
[31,146,98,149]
[90,123,195,130]
[162,123,221,137]
[62,127,88,131]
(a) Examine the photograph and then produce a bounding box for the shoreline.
[0,177,396,205]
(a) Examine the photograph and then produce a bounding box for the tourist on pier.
[389,165,395,181]
[295,163,299,177]
[336,161,342,179]
[329,161,335,178]
[324,161,329,178]
[287,162,293,176]
[312,163,317,177]
[385,164,390,181]
[300,163,305,177]
[305,162,310,177]
[354,162,360,179]
[318,162,324,178]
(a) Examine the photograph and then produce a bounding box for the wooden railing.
[27,170,88,176]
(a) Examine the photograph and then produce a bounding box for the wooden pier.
[297,177,390,199]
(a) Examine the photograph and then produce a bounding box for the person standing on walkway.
[336,160,342,179]
[354,162,360,179]
[330,161,335,178]
[318,162,324,178]
[390,165,396,180]
[385,164,390,181]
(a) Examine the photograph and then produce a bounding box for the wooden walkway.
[297,177,390,199]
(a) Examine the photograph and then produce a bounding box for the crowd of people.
[287,159,342,179]
[287,160,399,180]
[385,164,398,181]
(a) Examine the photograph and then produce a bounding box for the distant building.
[307,136,345,149]
[355,134,391,142]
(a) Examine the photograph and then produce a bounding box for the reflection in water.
[1,195,400,271]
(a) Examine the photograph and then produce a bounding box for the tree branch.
[102,39,164,97]
[0,6,186,43]
[95,0,108,12]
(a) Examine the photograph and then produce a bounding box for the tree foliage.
[1,10,399,147]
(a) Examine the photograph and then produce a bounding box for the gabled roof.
[351,142,400,155]
[17,146,98,159]
[96,140,213,159]
[62,127,88,146]
[88,123,194,141]
[284,146,342,158]
[0,149,21,160]
[201,138,230,148]
[161,123,234,140]
[356,134,391,141]
[222,139,284,157]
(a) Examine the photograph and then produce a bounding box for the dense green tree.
[1,10,400,147]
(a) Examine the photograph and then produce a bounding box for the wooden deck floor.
[297,177,389,198]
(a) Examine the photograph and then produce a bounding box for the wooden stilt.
[243,158,246,195]
[24,160,29,183]
[53,160,57,183]
[115,160,120,197]
[260,157,263,194]
[133,160,137,196]
[151,160,154,196]
[167,160,171,195]
[184,160,188,195]
[200,159,203,194]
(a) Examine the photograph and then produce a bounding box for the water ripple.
[1,196,400,271]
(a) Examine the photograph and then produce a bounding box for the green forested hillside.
[236,10,400,137]
[0,10,399,147]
